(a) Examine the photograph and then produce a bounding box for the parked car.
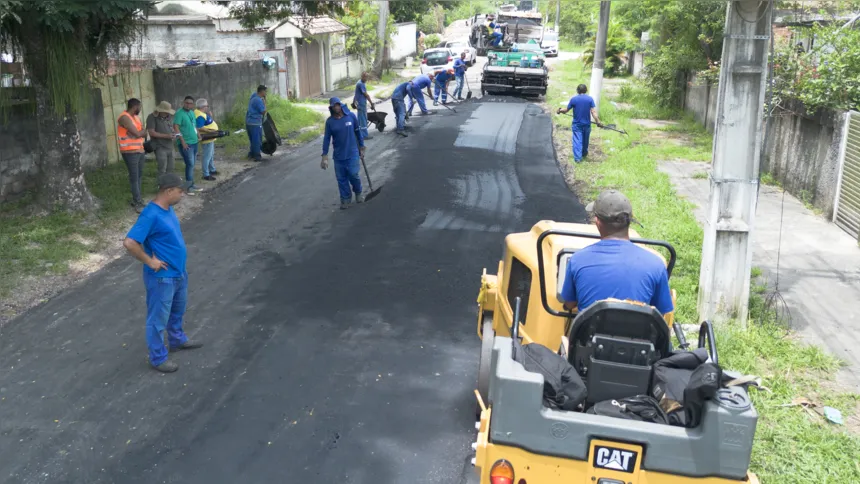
[541,30,559,57]
[443,40,478,65]
[420,47,455,75]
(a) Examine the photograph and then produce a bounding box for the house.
[137,14,350,99]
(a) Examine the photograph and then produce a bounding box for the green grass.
[550,59,860,483]
[559,39,586,54]
[0,160,173,298]
[222,90,324,154]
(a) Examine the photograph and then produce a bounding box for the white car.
[443,40,478,66]
[541,31,559,57]
[420,48,455,75]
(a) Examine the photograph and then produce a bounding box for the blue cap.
[329,97,341,106]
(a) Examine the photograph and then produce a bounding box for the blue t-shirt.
[567,94,595,125]
[453,58,467,77]
[354,80,368,109]
[322,111,364,162]
[392,82,410,100]
[412,75,432,90]
[435,70,454,84]
[560,239,674,314]
[245,93,266,126]
[126,203,187,278]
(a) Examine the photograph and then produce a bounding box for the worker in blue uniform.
[390,81,411,138]
[433,68,455,106]
[557,84,602,162]
[321,97,365,209]
[452,53,468,100]
[406,73,436,118]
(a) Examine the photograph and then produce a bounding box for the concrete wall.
[0,89,107,202]
[141,24,275,64]
[153,60,279,124]
[330,55,365,88]
[762,100,847,218]
[391,22,417,62]
[681,74,848,218]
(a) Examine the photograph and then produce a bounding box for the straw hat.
[155,101,175,115]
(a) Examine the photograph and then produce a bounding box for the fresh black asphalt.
[0,97,586,483]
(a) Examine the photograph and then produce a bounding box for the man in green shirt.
[173,96,199,193]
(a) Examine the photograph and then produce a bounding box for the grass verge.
[559,40,586,54]
[549,59,860,483]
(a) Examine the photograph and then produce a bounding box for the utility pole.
[697,0,773,326]
[554,0,560,33]
[373,1,389,77]
[588,1,611,110]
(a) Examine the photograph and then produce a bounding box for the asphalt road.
[0,96,586,483]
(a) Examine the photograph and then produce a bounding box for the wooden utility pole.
[698,0,773,326]
[588,1,611,110]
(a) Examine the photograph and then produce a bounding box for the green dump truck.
[481,40,549,97]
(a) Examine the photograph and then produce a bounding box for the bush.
[582,21,636,77]
[425,33,442,50]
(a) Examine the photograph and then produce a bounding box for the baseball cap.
[157,173,190,191]
[585,189,635,224]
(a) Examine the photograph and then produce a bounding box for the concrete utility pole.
[588,1,611,110]
[373,1,389,76]
[698,0,773,326]
[555,0,560,33]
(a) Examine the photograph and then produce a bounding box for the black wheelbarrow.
[367,109,388,132]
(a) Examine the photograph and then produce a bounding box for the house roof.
[145,15,213,25]
[279,16,349,36]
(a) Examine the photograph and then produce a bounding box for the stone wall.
[0,89,107,202]
[681,73,848,218]
[153,60,279,123]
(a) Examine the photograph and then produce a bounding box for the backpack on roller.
[586,395,669,424]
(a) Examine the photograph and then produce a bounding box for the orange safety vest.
[117,112,144,153]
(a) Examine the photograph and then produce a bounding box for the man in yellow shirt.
[195,99,219,181]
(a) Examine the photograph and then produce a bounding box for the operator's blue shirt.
[126,203,187,278]
[392,81,410,100]
[435,70,454,84]
[560,239,674,314]
[453,58,467,77]
[322,110,364,162]
[245,93,266,126]
[567,94,595,126]
[354,80,368,109]
[411,75,432,90]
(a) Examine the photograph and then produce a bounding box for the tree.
[390,0,434,23]
[339,1,380,65]
[218,1,344,30]
[0,0,152,211]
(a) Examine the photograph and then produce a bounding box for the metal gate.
[834,111,860,239]
[296,39,321,99]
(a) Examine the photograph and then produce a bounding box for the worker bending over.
[406,73,436,118]
[321,97,365,210]
[433,68,455,106]
[390,81,411,138]
[560,190,674,317]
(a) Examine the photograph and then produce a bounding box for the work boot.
[355,192,365,204]
[153,360,179,373]
[364,135,373,140]
[396,130,408,138]
[169,341,204,352]
[422,111,436,116]
[433,100,438,106]
[340,199,351,210]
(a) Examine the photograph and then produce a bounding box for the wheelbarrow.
[367,108,388,132]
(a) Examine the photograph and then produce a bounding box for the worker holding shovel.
[557,84,602,163]
[321,98,365,210]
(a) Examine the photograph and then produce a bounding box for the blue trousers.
[357,106,369,138]
[572,123,592,162]
[491,32,503,46]
[434,81,448,104]
[453,75,465,98]
[392,96,406,132]
[407,87,428,115]
[179,142,198,188]
[144,272,189,366]
[246,124,263,160]
[335,157,362,202]
[201,142,215,176]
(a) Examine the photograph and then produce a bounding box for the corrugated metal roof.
[287,16,349,36]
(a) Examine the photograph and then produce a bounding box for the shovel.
[466,76,473,100]
[359,154,383,202]
[592,121,629,136]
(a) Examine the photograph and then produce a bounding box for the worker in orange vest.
[118,98,147,212]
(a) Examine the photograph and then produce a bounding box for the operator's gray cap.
[157,173,190,191]
[585,189,634,223]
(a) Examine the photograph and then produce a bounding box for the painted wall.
[391,22,417,62]
[140,24,275,64]
[330,55,366,89]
